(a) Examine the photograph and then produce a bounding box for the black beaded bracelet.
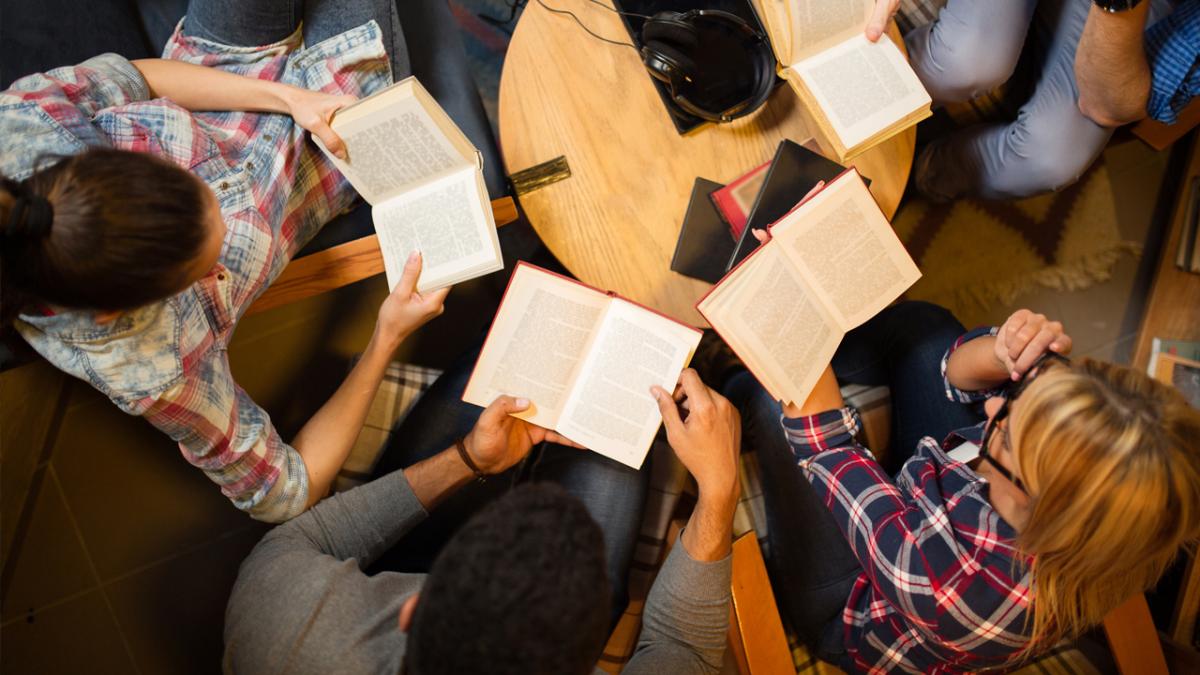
[455,437,488,482]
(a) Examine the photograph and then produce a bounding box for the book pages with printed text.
[697,172,919,405]
[315,77,501,292]
[464,264,701,468]
[463,264,610,431]
[789,34,931,153]
[557,298,702,468]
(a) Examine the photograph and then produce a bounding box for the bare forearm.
[1075,3,1151,126]
[293,331,402,506]
[402,446,476,511]
[782,364,843,418]
[131,58,297,113]
[681,488,738,562]
[945,335,1009,392]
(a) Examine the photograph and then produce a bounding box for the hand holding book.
[374,250,451,351]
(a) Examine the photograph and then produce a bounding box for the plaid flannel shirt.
[1145,0,1200,125]
[2,21,391,522]
[781,326,1036,674]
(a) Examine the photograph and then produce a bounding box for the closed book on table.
[672,178,737,283]
[727,139,848,271]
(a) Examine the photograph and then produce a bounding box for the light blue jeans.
[181,0,507,197]
[907,0,1174,200]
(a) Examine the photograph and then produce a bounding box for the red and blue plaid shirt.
[2,21,391,522]
[781,327,1037,674]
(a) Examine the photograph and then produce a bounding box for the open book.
[315,77,503,292]
[697,170,920,405]
[750,0,931,162]
[464,263,703,469]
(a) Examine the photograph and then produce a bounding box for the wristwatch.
[1092,0,1143,12]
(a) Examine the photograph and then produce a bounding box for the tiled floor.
[0,260,516,673]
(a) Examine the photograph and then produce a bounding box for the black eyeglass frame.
[978,351,1071,495]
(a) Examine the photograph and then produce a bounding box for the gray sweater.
[223,470,731,674]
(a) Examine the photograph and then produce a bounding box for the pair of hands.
[993,309,1073,380]
[459,369,742,500]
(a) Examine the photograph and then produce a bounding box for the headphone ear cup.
[641,17,700,51]
[642,41,698,84]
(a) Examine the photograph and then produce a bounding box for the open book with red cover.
[697,170,920,406]
[464,263,703,469]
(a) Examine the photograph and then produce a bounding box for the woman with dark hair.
[0,0,498,522]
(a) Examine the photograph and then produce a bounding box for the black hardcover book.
[725,140,849,271]
[671,177,735,283]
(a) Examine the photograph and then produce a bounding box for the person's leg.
[182,0,303,46]
[832,301,982,473]
[912,0,1114,200]
[905,0,1039,105]
[300,0,411,80]
[530,447,649,626]
[393,1,507,197]
[723,371,861,647]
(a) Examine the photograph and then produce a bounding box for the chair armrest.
[727,532,795,675]
[246,196,518,316]
[1103,593,1169,675]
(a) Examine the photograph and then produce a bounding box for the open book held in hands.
[750,0,931,162]
[316,77,503,293]
[697,170,920,406]
[464,263,703,469]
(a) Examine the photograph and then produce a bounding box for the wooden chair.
[727,530,1170,675]
[246,196,518,316]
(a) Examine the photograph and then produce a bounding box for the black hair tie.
[8,193,54,239]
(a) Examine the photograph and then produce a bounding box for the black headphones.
[640,9,776,123]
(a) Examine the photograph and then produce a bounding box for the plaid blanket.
[339,362,1105,674]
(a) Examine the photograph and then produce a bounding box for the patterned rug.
[892,158,1139,328]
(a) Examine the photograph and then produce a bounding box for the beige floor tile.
[1,467,97,623]
[105,527,264,675]
[0,590,137,675]
[1053,231,1144,358]
[50,389,248,581]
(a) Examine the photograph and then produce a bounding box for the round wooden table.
[499,2,914,326]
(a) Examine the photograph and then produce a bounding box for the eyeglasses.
[978,352,1071,495]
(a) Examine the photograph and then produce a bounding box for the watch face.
[1095,0,1143,11]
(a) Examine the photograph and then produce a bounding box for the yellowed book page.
[463,265,609,430]
[317,78,471,204]
[791,34,931,151]
[771,172,920,330]
[699,263,790,401]
[557,299,702,469]
[708,245,843,406]
[371,167,501,292]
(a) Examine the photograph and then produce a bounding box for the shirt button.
[219,181,230,190]
[263,134,273,141]
[217,273,227,281]
[246,161,254,170]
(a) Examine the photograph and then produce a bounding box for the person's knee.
[996,112,1107,196]
[909,22,1020,103]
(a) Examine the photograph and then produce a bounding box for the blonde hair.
[1010,358,1200,650]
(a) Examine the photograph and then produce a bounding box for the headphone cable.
[535,0,651,49]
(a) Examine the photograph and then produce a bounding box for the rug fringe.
[946,242,1141,314]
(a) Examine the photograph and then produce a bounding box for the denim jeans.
[365,345,649,626]
[722,301,982,654]
[181,0,507,196]
[906,0,1174,199]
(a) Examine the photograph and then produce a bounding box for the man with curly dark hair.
[223,369,741,675]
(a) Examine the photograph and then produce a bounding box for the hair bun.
[7,193,54,240]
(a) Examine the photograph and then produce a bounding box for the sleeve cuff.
[80,53,152,103]
[940,326,1004,403]
[781,407,861,460]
